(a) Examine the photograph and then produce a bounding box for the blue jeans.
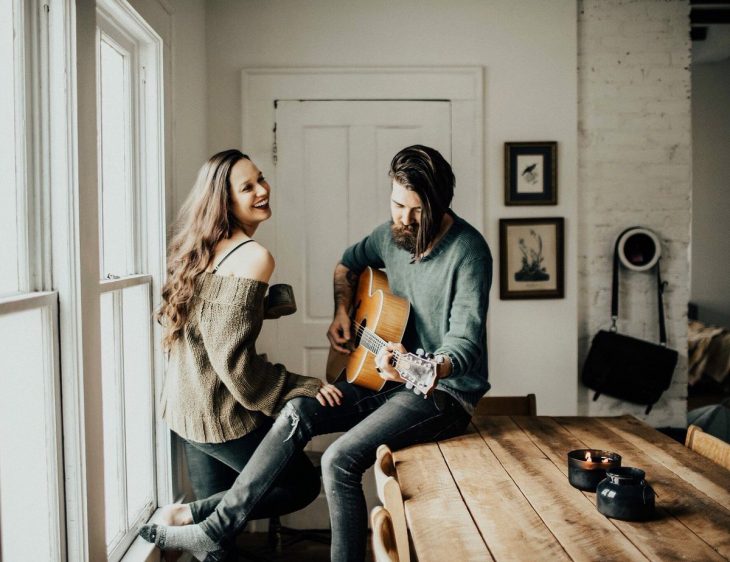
[182,420,321,523]
[191,381,471,562]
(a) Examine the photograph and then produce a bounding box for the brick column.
[578,0,691,426]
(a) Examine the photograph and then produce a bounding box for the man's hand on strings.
[327,308,353,354]
[375,342,407,383]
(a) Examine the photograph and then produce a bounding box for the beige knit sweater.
[160,272,322,443]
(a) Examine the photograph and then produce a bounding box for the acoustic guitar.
[326,267,439,397]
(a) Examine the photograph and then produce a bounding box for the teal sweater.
[341,212,492,413]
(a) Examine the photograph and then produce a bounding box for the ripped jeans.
[189,381,471,562]
[181,419,321,522]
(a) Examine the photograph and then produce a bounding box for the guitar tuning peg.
[405,381,413,390]
[416,348,425,357]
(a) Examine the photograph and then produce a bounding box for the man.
[140,145,492,562]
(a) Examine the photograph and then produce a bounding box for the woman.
[149,149,343,557]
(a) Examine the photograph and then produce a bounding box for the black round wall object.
[617,227,661,271]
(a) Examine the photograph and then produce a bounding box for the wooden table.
[393,415,730,561]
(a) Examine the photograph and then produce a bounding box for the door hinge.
[272,122,277,166]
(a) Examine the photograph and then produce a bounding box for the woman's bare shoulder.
[220,241,275,283]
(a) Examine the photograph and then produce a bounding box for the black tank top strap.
[212,239,255,273]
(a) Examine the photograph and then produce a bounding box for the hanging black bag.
[581,228,678,414]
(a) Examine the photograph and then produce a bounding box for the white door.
[261,100,451,528]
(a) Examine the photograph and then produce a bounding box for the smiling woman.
[145,149,343,558]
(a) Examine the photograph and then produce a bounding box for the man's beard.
[391,222,418,253]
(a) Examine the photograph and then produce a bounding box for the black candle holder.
[596,467,655,521]
[567,449,621,492]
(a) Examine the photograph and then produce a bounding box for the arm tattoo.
[334,264,358,311]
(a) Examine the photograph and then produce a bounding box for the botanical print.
[506,224,558,292]
[515,229,549,282]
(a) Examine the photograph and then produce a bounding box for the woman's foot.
[157,504,193,562]
[138,522,222,556]
[161,503,194,526]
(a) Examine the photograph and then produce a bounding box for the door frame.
[241,67,484,258]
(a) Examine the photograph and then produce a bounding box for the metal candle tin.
[567,449,622,492]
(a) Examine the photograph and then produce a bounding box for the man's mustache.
[395,224,418,232]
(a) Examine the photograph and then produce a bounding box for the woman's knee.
[276,396,319,441]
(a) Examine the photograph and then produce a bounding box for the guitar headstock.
[395,350,438,397]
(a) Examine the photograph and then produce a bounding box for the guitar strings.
[350,320,404,363]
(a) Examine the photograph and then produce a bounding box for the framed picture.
[504,141,557,205]
[499,217,564,299]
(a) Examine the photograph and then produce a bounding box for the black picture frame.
[499,217,564,300]
[504,141,558,205]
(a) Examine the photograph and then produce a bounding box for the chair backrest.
[375,444,396,496]
[374,445,410,562]
[371,506,400,562]
[685,424,730,470]
[473,393,537,416]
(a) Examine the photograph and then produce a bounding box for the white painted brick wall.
[578,0,691,427]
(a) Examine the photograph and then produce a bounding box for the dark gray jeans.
[191,381,471,562]
[182,419,320,523]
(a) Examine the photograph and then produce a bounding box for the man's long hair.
[157,149,248,350]
[388,145,455,259]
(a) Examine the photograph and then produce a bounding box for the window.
[96,2,165,559]
[0,1,65,561]
[1,0,168,560]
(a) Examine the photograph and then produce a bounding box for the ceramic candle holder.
[596,467,656,521]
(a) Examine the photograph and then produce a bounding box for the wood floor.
[230,531,374,562]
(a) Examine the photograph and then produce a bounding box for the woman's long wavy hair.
[158,149,249,350]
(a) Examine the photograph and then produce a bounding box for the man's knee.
[321,441,371,483]
[320,445,343,482]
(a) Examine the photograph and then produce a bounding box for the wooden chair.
[374,445,409,562]
[685,424,730,470]
[473,393,537,416]
[371,506,400,562]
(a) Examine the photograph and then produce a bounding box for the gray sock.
[138,523,220,554]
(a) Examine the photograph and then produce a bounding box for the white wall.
[169,0,208,220]
[577,0,691,427]
[691,59,730,329]
[204,0,580,415]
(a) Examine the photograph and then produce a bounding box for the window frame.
[94,1,169,559]
[0,0,66,558]
[0,0,171,560]
[1,0,169,558]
